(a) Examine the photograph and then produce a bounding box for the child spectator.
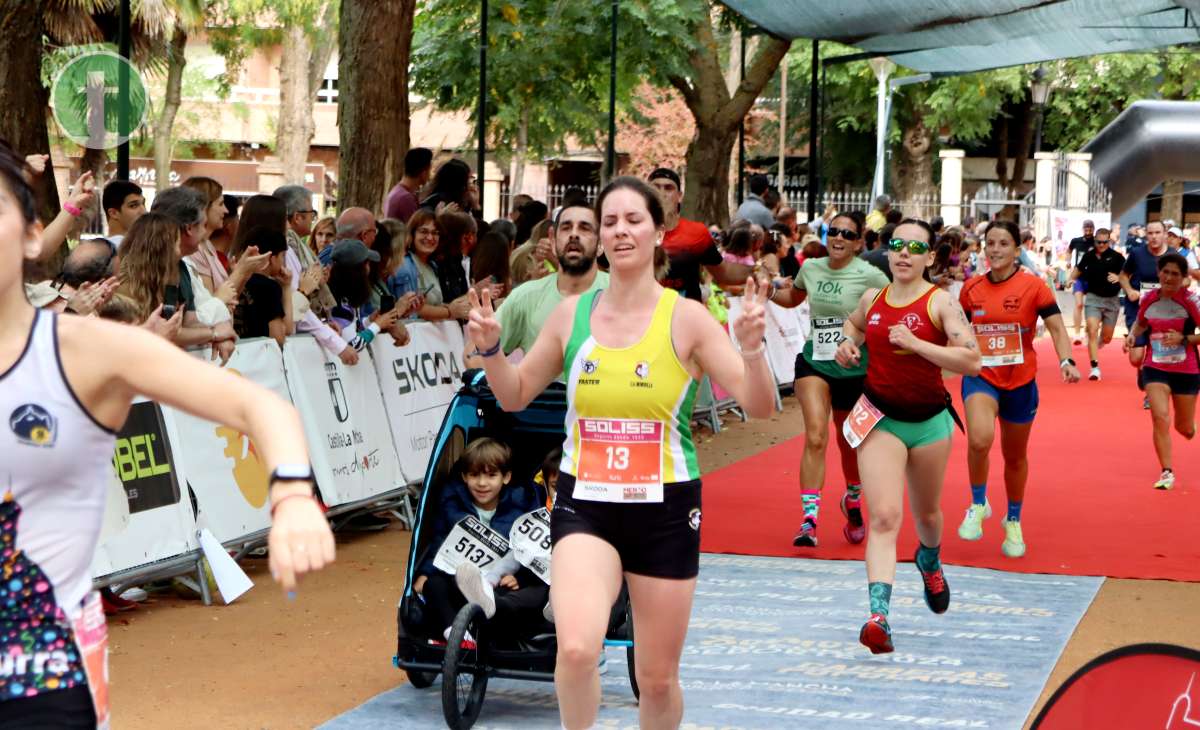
[412,438,546,642]
[540,448,561,509]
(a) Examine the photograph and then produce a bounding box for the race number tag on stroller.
[575,418,664,503]
[434,515,511,575]
[511,508,552,585]
[1150,332,1187,364]
[974,322,1023,366]
[811,317,844,361]
[842,394,884,449]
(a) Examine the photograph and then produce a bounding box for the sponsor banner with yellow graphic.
[283,336,405,507]
[369,321,465,481]
[90,398,200,579]
[160,339,287,543]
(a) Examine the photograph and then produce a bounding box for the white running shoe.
[1001,519,1026,558]
[1089,366,1101,381]
[455,563,497,618]
[1154,470,1175,490]
[120,587,148,602]
[957,502,991,541]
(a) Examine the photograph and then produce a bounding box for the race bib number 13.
[433,515,511,575]
[575,418,665,503]
[974,322,1023,367]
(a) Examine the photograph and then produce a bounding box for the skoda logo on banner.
[325,362,349,423]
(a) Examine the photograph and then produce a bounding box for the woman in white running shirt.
[0,142,334,728]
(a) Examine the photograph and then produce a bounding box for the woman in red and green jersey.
[957,221,1079,558]
[835,219,981,654]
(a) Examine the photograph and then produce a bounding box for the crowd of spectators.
[22,147,1200,374]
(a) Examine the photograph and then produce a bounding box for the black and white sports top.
[1,310,116,701]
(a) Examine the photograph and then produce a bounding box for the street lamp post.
[1031,66,1051,154]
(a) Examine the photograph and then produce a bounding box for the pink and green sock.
[801,490,821,523]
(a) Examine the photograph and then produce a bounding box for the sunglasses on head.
[887,238,931,254]
[827,226,860,241]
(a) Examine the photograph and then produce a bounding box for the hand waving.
[731,276,768,352]
[466,286,501,353]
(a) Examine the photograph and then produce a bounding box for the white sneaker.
[1089,366,1101,381]
[1154,470,1176,490]
[957,502,991,541]
[455,563,496,618]
[120,587,148,602]
[1001,519,1026,558]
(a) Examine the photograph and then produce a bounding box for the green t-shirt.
[794,256,889,378]
[497,271,609,355]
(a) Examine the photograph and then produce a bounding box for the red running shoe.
[841,493,865,544]
[859,613,894,654]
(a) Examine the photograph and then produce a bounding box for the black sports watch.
[269,464,314,483]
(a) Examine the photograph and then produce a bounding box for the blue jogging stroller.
[394,371,638,729]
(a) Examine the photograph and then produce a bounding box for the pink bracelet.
[63,202,82,217]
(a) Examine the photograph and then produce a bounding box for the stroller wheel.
[406,670,436,689]
[442,604,489,729]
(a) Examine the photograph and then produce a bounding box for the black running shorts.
[551,473,702,579]
[794,353,865,412]
[0,687,95,729]
[1142,366,1200,396]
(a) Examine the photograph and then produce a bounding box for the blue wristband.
[475,341,502,358]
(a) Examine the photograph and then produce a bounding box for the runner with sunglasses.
[835,219,981,654]
[770,213,888,547]
[957,221,1080,559]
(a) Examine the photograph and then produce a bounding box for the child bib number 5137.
[574,417,665,503]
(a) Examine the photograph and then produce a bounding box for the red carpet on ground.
[700,338,1200,581]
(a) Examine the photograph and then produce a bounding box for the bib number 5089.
[606,446,630,470]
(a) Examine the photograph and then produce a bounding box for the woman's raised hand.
[466,286,501,352]
[731,276,768,352]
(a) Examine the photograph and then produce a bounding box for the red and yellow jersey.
[960,270,1060,390]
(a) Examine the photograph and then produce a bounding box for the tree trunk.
[277,24,312,183]
[511,106,528,195]
[894,109,935,201]
[1161,180,1185,225]
[668,10,789,226]
[0,2,59,222]
[338,0,415,212]
[994,102,1011,192]
[154,26,188,194]
[1009,98,1035,194]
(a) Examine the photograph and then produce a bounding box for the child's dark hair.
[458,438,512,477]
[541,449,561,480]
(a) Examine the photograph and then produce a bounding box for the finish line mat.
[324,555,1101,729]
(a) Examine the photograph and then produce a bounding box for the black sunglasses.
[827,226,860,241]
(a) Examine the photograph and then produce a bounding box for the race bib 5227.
[811,317,844,361]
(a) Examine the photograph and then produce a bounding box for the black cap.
[330,238,380,266]
[648,167,681,188]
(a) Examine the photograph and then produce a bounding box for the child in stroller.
[412,437,550,643]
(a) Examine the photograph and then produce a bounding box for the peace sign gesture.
[732,276,769,353]
[466,286,502,354]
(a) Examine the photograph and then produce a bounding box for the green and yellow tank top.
[560,288,702,498]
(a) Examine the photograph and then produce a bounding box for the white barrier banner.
[160,339,286,543]
[91,399,200,579]
[284,336,404,506]
[370,321,465,482]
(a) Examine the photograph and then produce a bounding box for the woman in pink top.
[1129,252,1200,490]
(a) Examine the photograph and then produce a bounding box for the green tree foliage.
[1042,51,1200,151]
[411,0,700,166]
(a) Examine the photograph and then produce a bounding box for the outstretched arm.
[466,288,564,412]
[688,278,776,419]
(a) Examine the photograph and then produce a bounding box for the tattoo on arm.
[943,297,978,350]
